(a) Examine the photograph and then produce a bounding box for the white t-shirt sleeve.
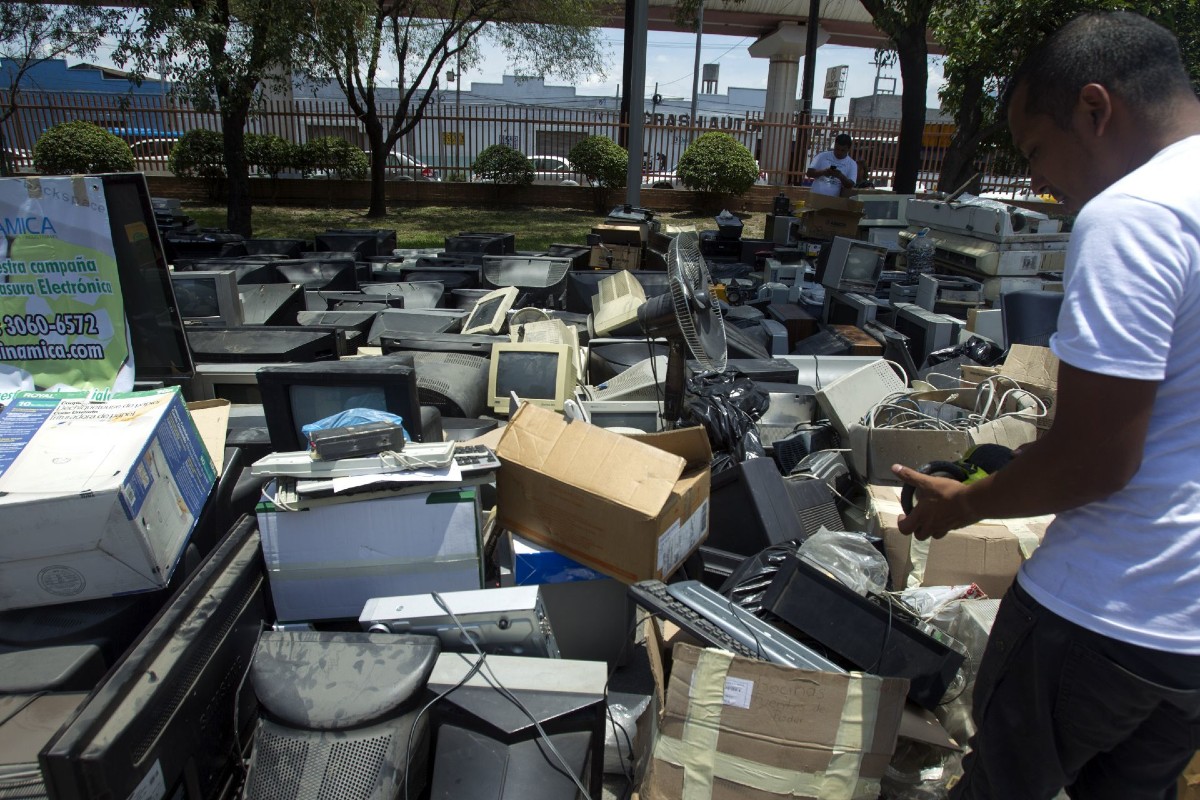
[843,159,858,184]
[1052,193,1190,380]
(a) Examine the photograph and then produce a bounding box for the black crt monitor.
[545,243,591,271]
[40,517,267,800]
[790,327,857,357]
[380,332,507,357]
[367,308,465,345]
[819,236,888,295]
[162,229,247,266]
[1000,289,1064,348]
[398,264,482,291]
[182,257,284,286]
[588,340,671,384]
[481,256,572,299]
[186,325,346,364]
[564,270,672,315]
[360,281,445,309]
[256,358,426,447]
[170,269,245,327]
[862,320,919,384]
[718,358,800,384]
[445,232,516,256]
[189,362,270,405]
[296,309,379,335]
[100,174,195,382]
[271,256,359,291]
[244,238,308,258]
[319,290,404,311]
[404,350,491,418]
[239,283,305,325]
[824,289,881,329]
[892,302,961,365]
[314,228,397,259]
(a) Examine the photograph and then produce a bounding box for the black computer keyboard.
[628,580,763,660]
[452,444,501,474]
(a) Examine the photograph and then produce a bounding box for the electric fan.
[635,228,728,424]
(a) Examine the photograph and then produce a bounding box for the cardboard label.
[657,498,709,573]
[723,676,754,709]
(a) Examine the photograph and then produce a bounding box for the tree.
[300,0,606,218]
[0,3,123,176]
[933,0,1200,194]
[115,0,309,236]
[857,0,937,195]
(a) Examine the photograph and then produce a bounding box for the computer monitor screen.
[820,237,888,295]
[40,517,266,800]
[488,343,576,413]
[171,270,245,326]
[256,358,424,447]
[463,286,519,335]
[100,174,194,381]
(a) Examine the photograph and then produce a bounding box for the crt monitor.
[314,228,397,259]
[271,257,358,291]
[360,281,445,309]
[40,517,267,800]
[823,289,880,329]
[487,342,577,414]
[892,302,962,366]
[819,236,888,295]
[481,255,571,293]
[170,269,245,326]
[589,270,646,338]
[189,362,270,404]
[256,358,426,448]
[244,238,307,258]
[564,270,672,315]
[405,350,491,418]
[851,194,915,227]
[381,332,506,357]
[463,286,520,335]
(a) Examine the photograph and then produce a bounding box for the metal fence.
[1,90,1031,195]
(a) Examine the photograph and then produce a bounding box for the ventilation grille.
[246,722,394,800]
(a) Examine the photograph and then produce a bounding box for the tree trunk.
[365,116,388,218]
[221,106,252,237]
[893,30,928,194]
[938,72,987,194]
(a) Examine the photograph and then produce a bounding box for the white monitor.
[820,237,888,295]
[580,399,664,433]
[170,270,244,326]
[487,342,578,414]
[589,270,646,337]
[462,286,519,335]
[892,302,963,365]
[586,355,668,402]
[510,318,583,378]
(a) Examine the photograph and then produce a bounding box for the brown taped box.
[795,194,866,241]
[495,403,711,583]
[1179,751,1200,800]
[642,642,907,800]
[589,243,641,270]
[592,223,647,246]
[868,484,1051,598]
[961,344,1058,432]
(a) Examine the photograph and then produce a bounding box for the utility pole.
[687,0,705,146]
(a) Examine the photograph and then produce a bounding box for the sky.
[79,22,948,113]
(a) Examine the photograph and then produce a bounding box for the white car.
[384,152,441,182]
[130,138,179,174]
[474,154,588,185]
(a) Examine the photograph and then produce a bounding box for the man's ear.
[1078,83,1113,137]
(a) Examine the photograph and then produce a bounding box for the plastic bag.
[720,540,805,614]
[682,371,768,466]
[603,691,652,775]
[797,527,889,596]
[300,408,409,442]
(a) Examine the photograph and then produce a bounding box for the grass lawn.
[185,204,769,251]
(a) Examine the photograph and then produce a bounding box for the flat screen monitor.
[892,302,962,365]
[823,289,880,329]
[819,236,888,295]
[257,358,425,447]
[380,332,507,357]
[239,283,305,325]
[189,362,273,404]
[186,325,345,364]
[463,286,519,335]
[40,517,267,800]
[488,342,577,414]
[99,174,195,382]
[170,269,245,326]
[360,281,444,309]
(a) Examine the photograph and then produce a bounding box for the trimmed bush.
[169,129,225,179]
[676,132,760,195]
[568,136,628,188]
[245,133,298,178]
[299,137,368,179]
[33,121,134,175]
[472,144,534,185]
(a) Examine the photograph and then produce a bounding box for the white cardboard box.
[257,486,484,622]
[0,389,216,611]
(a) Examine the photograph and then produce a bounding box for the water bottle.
[906,227,935,279]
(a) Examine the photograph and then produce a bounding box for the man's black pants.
[951,581,1200,800]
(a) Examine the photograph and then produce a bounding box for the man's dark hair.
[1002,11,1192,128]
[834,133,853,147]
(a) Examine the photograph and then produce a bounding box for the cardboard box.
[0,389,216,611]
[589,243,641,270]
[496,403,711,583]
[642,643,907,800]
[187,399,231,477]
[593,222,648,245]
[1180,752,1200,800]
[795,194,866,241]
[868,484,1050,598]
[257,486,483,621]
[847,387,1040,484]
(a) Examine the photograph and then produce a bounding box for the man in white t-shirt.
[806,133,856,197]
[892,11,1200,800]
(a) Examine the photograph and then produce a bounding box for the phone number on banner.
[1,313,101,337]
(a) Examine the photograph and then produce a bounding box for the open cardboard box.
[495,403,711,583]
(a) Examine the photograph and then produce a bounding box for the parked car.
[473,154,588,186]
[642,161,769,189]
[385,151,440,181]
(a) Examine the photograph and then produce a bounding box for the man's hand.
[891,464,979,540]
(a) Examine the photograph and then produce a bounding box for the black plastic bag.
[682,372,769,467]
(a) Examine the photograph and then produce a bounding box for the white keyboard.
[250,441,457,478]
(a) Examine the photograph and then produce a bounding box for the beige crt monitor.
[588,271,646,337]
[509,318,583,379]
[487,342,578,415]
[462,286,520,335]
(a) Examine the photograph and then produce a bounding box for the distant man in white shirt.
[806,133,856,197]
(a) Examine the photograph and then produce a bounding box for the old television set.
[406,351,491,418]
[581,399,664,433]
[271,256,359,291]
[487,342,578,414]
[463,286,520,335]
[852,193,916,227]
[186,325,345,363]
[892,302,963,366]
[239,283,305,325]
[481,256,571,305]
[589,270,646,337]
[360,281,444,309]
[170,269,245,326]
[819,236,888,295]
[315,228,397,259]
[256,358,426,447]
[822,289,882,329]
[40,517,266,800]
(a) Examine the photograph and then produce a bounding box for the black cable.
[725,594,764,660]
[403,651,487,800]
[868,594,894,675]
